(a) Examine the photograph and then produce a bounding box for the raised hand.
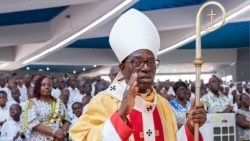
[118,72,138,121]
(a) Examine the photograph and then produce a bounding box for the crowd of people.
[0,70,249,140]
[155,75,250,140]
[0,72,110,141]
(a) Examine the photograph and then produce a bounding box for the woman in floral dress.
[22,76,71,141]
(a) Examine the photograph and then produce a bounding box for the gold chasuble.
[70,80,203,141]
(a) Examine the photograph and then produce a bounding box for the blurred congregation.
[0,65,249,140]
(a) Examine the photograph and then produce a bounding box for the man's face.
[0,78,6,87]
[109,65,120,82]
[10,105,21,120]
[237,84,243,93]
[17,78,24,86]
[11,88,20,101]
[209,77,220,93]
[60,88,69,104]
[83,83,92,95]
[120,49,157,92]
[0,93,7,107]
[69,78,77,88]
[24,75,32,86]
[72,103,83,118]
[159,88,168,100]
[8,79,17,89]
[164,80,170,90]
[82,96,91,106]
[78,82,92,95]
[57,78,65,90]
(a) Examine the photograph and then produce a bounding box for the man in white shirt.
[90,76,101,97]
[51,79,61,99]
[201,75,233,113]
[16,77,27,103]
[0,77,12,102]
[8,87,21,106]
[0,91,10,131]
[71,102,83,127]
[0,104,23,141]
[59,88,70,108]
[52,77,66,99]
[67,76,82,109]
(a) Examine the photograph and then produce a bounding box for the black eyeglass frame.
[123,59,160,70]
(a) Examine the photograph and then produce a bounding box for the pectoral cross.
[139,130,159,138]
[110,85,116,91]
[146,106,152,111]
[207,9,216,27]
[146,129,152,136]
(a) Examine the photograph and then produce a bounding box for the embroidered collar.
[106,79,157,113]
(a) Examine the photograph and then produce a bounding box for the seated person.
[8,87,21,106]
[0,104,23,141]
[109,65,120,82]
[59,88,70,108]
[0,91,10,131]
[71,102,83,127]
[20,86,34,109]
[201,75,233,113]
[236,93,250,140]
[82,95,92,108]
[81,95,92,113]
[68,102,84,141]
[170,81,191,128]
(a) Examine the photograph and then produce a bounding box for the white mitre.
[109,9,160,63]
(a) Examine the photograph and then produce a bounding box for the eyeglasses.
[124,58,160,70]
